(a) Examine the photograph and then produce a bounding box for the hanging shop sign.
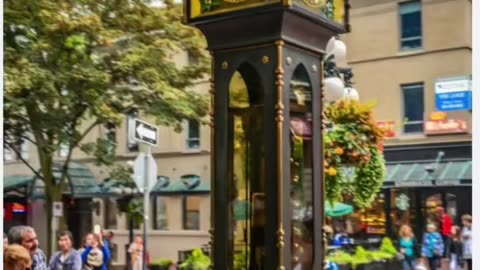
[435,76,472,111]
[424,119,468,135]
[376,121,396,138]
[395,194,410,211]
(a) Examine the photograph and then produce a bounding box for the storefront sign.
[376,121,396,138]
[395,181,432,187]
[424,119,468,135]
[435,180,460,186]
[435,76,472,111]
[429,111,447,121]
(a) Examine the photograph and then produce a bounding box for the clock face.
[301,0,326,8]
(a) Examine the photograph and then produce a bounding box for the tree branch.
[59,120,101,192]
[4,140,44,182]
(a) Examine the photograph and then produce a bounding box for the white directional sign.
[134,119,158,146]
[133,153,158,192]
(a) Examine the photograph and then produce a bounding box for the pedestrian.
[8,225,48,270]
[398,224,417,270]
[81,233,110,270]
[461,214,472,270]
[48,231,82,270]
[78,234,93,255]
[446,226,464,270]
[421,223,443,270]
[128,235,146,270]
[438,207,453,257]
[4,244,33,270]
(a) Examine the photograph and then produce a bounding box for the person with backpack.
[48,231,82,270]
[421,223,444,270]
[81,233,110,270]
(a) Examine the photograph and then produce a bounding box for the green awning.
[384,159,472,187]
[151,175,210,196]
[4,163,101,198]
[326,202,354,217]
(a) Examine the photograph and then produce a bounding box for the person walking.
[446,226,464,270]
[81,233,110,270]
[48,231,82,270]
[421,223,444,270]
[461,215,472,270]
[398,225,417,270]
[8,226,47,270]
[438,207,453,258]
[4,244,33,270]
[128,235,146,270]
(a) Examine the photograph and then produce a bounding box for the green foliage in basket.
[179,249,211,270]
[326,250,354,265]
[380,237,398,256]
[151,258,174,266]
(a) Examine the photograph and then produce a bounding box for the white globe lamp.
[326,37,347,68]
[324,77,345,102]
[344,87,359,101]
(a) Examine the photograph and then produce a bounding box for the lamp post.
[324,36,360,102]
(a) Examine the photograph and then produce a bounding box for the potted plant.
[327,250,353,270]
[179,248,211,270]
[150,258,174,270]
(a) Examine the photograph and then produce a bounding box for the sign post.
[133,119,158,270]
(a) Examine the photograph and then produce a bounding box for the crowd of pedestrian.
[397,212,473,270]
[3,226,117,270]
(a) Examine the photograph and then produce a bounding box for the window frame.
[153,196,169,231]
[399,0,423,51]
[182,196,201,230]
[186,120,201,150]
[401,83,425,134]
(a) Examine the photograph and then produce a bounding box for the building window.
[186,120,200,149]
[402,83,424,133]
[153,197,168,230]
[127,112,139,152]
[183,196,201,230]
[20,141,29,160]
[104,198,118,229]
[399,0,422,50]
[4,147,14,162]
[59,143,69,158]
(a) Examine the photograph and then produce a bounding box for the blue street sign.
[435,76,472,112]
[435,91,472,111]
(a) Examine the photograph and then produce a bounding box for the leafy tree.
[4,0,209,255]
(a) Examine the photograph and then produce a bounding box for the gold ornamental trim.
[209,52,215,269]
[301,0,326,8]
[275,40,285,270]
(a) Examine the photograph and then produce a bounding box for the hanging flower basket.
[324,99,387,208]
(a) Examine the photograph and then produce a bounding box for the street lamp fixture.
[324,36,360,102]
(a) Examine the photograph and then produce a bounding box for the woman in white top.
[128,235,144,270]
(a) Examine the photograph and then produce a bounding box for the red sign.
[376,121,396,138]
[424,119,468,135]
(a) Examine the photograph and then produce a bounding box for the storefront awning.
[4,163,101,199]
[384,159,472,188]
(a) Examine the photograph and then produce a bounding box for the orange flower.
[352,151,359,158]
[335,147,344,155]
[327,167,337,176]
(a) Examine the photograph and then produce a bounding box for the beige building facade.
[345,0,472,143]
